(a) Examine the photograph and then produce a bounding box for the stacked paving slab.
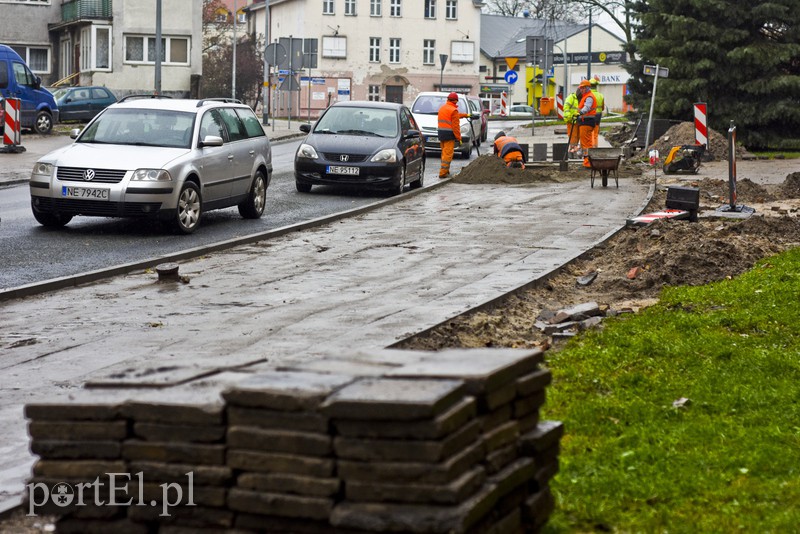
[24,348,564,533]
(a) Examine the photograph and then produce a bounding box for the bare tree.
[484,0,581,22]
[571,0,638,45]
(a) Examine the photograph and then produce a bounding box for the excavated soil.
[400,156,800,352]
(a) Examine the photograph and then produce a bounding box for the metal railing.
[61,0,112,22]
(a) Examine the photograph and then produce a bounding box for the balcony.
[61,0,112,22]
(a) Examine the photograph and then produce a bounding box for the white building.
[246,0,483,118]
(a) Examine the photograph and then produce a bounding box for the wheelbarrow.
[587,147,623,188]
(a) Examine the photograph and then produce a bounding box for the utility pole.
[155,0,162,94]
[232,0,237,100]
[262,0,270,124]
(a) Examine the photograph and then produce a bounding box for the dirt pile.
[399,172,800,352]
[451,154,642,185]
[604,121,743,161]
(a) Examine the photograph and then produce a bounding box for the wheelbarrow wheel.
[590,172,595,188]
[602,170,608,187]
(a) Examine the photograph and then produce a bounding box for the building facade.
[246,0,483,118]
[1,0,202,96]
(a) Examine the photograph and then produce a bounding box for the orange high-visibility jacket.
[437,100,462,142]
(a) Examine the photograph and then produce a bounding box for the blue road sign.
[504,70,518,84]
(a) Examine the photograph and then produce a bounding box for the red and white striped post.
[694,102,708,147]
[555,93,564,120]
[2,97,24,153]
[499,91,508,116]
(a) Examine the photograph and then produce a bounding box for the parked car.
[466,95,488,143]
[50,86,117,122]
[508,105,537,118]
[410,92,481,159]
[0,44,59,134]
[294,100,425,195]
[29,96,272,234]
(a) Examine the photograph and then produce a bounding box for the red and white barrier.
[499,91,508,117]
[694,102,708,147]
[3,97,21,147]
[556,94,564,120]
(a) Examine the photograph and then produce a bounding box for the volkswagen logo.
[84,169,96,181]
[339,155,349,162]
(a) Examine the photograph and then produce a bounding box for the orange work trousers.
[567,121,580,147]
[503,153,525,168]
[580,124,595,167]
[440,139,455,177]
[592,114,602,148]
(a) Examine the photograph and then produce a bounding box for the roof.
[480,14,594,59]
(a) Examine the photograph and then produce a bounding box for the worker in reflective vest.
[562,91,580,154]
[575,80,597,168]
[492,131,526,168]
[437,92,466,178]
[589,77,606,148]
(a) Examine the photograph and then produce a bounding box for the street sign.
[504,70,518,84]
[279,37,305,70]
[505,57,518,70]
[280,75,300,92]
[265,42,287,67]
[643,64,669,78]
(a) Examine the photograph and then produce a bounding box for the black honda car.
[294,101,425,195]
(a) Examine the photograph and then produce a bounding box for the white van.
[410,92,480,159]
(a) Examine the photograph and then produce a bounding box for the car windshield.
[412,95,468,115]
[313,107,398,137]
[77,108,196,148]
[50,88,69,99]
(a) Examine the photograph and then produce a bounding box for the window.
[322,36,346,58]
[370,0,381,16]
[236,11,246,24]
[323,0,334,15]
[424,0,436,18]
[450,41,474,63]
[389,38,400,63]
[10,46,50,74]
[369,37,381,62]
[125,35,190,65]
[368,85,380,101]
[389,0,401,17]
[345,0,356,15]
[423,39,435,65]
[215,8,227,22]
[445,0,457,19]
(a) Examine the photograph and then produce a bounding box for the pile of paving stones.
[24,348,563,533]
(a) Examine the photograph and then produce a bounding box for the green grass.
[542,247,800,533]
[749,151,800,160]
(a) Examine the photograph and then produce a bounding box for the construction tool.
[663,144,705,174]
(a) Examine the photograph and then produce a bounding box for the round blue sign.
[504,70,518,84]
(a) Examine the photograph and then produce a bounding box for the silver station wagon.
[29,96,272,234]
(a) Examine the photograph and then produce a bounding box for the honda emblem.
[340,155,349,162]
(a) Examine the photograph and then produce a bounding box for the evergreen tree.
[628,0,800,149]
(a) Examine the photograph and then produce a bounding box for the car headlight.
[461,123,471,136]
[371,149,397,163]
[297,143,319,159]
[32,162,54,177]
[131,169,172,182]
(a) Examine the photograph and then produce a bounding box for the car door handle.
[228,155,234,160]
[249,150,255,156]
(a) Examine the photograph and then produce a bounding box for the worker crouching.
[493,131,526,169]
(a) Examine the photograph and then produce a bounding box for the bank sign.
[571,72,631,85]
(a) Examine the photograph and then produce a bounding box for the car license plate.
[426,136,438,143]
[327,166,359,176]
[62,186,110,200]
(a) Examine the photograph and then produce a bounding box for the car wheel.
[33,111,53,135]
[387,166,406,196]
[175,181,202,234]
[296,181,312,193]
[31,205,73,228]
[461,141,472,159]
[238,169,268,219]
[410,158,425,189]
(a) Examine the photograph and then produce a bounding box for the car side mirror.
[405,129,420,139]
[200,135,224,147]
[33,76,42,90]
[69,128,82,139]
[299,124,311,133]
[471,112,481,120]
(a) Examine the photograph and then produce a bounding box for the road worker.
[575,79,597,168]
[492,131,526,168]
[562,90,580,156]
[437,92,467,178]
[589,76,606,148]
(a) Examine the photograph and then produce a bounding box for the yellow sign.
[505,57,518,70]
[599,52,607,62]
